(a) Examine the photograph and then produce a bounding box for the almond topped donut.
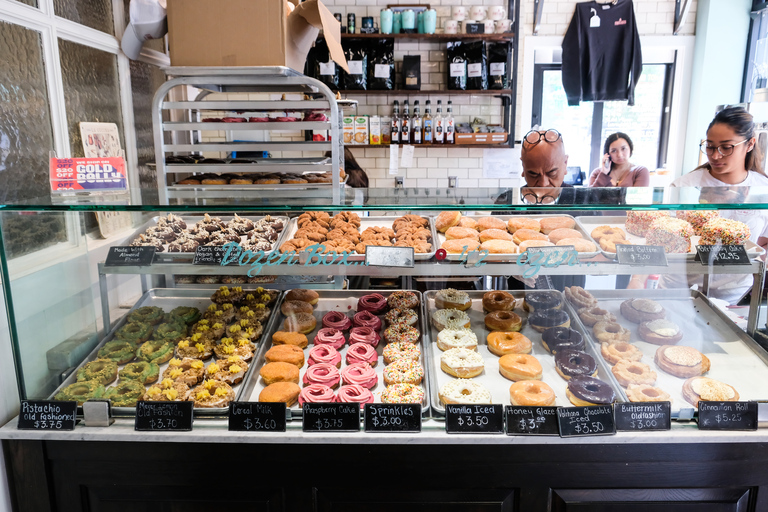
[432,309,471,331]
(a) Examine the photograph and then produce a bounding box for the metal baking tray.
[424,290,620,417]
[576,215,765,261]
[48,288,281,417]
[281,215,438,261]
[435,215,600,262]
[168,176,348,192]
[569,288,768,419]
[243,289,431,419]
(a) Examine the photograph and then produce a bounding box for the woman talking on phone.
[588,132,650,187]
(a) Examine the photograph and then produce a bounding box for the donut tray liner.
[424,290,620,417]
[575,215,765,261]
[47,288,282,417]
[435,214,600,262]
[569,289,768,419]
[243,290,431,419]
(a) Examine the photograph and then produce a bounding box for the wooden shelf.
[338,89,512,96]
[340,33,514,41]
[348,144,510,149]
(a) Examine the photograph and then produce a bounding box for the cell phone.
[604,154,612,170]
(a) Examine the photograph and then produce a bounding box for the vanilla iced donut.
[432,308,471,331]
[440,347,485,378]
[439,378,492,405]
[436,328,478,351]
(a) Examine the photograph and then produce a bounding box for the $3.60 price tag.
[228,402,286,432]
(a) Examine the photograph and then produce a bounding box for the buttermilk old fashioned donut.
[639,319,683,345]
[566,376,616,406]
[509,380,556,406]
[563,286,598,308]
[601,342,643,365]
[441,347,485,378]
[439,378,492,405]
[499,353,542,381]
[482,291,516,312]
[528,309,570,332]
[593,321,631,344]
[626,384,672,403]
[507,217,541,234]
[445,226,480,241]
[434,288,472,311]
[655,345,710,378]
[578,306,616,327]
[484,310,523,332]
[682,377,738,407]
[612,360,657,387]
[620,299,665,323]
[487,331,532,356]
[435,211,462,232]
[540,216,576,234]
[437,328,478,351]
[541,327,584,354]
[523,291,562,312]
[433,309,471,331]
[555,349,597,380]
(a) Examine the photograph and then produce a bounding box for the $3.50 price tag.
[446,404,504,434]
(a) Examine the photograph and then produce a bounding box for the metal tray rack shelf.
[152,66,344,204]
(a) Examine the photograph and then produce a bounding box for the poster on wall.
[79,122,122,158]
[49,156,128,194]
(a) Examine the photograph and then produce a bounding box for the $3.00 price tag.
[365,403,421,432]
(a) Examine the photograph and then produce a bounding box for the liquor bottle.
[411,100,422,144]
[401,100,411,144]
[445,100,455,145]
[391,100,400,144]
[422,100,433,144]
[433,100,444,144]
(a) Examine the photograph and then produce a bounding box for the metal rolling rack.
[152,67,344,204]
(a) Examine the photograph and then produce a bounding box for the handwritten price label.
[228,402,286,432]
[365,403,421,432]
[446,404,504,434]
[698,401,757,431]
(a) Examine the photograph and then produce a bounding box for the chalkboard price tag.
[193,246,228,265]
[698,401,758,431]
[365,246,415,268]
[695,245,751,266]
[228,402,286,432]
[134,401,193,431]
[445,404,504,434]
[303,402,360,432]
[557,405,616,437]
[505,405,559,436]
[105,246,155,267]
[616,244,668,267]
[365,403,422,432]
[615,402,671,431]
[17,400,77,431]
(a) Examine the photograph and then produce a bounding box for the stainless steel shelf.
[162,101,332,110]
[164,141,332,152]
[163,121,332,131]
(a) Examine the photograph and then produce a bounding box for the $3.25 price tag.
[445,404,504,434]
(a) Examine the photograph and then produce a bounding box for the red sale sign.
[49,157,128,193]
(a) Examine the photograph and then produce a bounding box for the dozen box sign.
[49,157,128,192]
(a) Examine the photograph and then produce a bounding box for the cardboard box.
[353,116,369,145]
[342,116,355,145]
[167,0,348,72]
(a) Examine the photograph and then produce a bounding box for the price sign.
[193,246,229,265]
[49,157,128,193]
[228,402,286,432]
[695,245,751,266]
[17,400,77,431]
[616,244,668,267]
[134,401,193,431]
[365,403,421,432]
[302,402,360,432]
[445,404,504,434]
[505,406,559,436]
[365,246,415,268]
[698,401,757,431]
[557,405,616,437]
[614,402,671,432]
[105,246,155,267]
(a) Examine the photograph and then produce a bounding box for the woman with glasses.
[588,132,650,188]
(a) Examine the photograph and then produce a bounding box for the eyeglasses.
[699,139,748,157]
[521,189,558,204]
[523,129,562,147]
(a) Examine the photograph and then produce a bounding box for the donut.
[387,291,420,310]
[152,321,187,344]
[555,349,597,380]
[346,342,378,367]
[676,211,720,236]
[342,362,379,388]
[599,237,633,253]
[480,239,518,253]
[590,225,626,241]
[654,345,710,378]
[436,328,478,351]
[298,384,335,405]
[281,300,314,316]
[104,379,145,407]
[523,291,562,312]
[127,306,165,325]
[509,380,556,406]
[540,216,576,234]
[137,339,175,364]
[440,347,485,378]
[204,304,236,324]
[626,384,672,403]
[639,319,683,345]
[548,228,583,244]
[175,336,214,360]
[499,353,542,381]
[55,380,105,405]
[265,344,305,367]
[457,217,478,229]
[601,342,643,365]
[259,381,301,406]
[335,384,374,408]
[566,376,616,406]
[682,377,738,407]
[432,308,471,331]
[322,311,352,331]
[435,211,462,232]
[285,289,319,305]
[271,331,309,348]
[474,216,506,232]
[349,326,381,347]
[115,321,153,344]
[211,285,244,304]
[169,306,201,326]
[259,361,300,385]
[507,218,541,234]
[382,341,420,365]
[381,383,425,404]
[482,291,516,312]
[528,309,570,332]
[479,228,513,243]
[620,299,665,323]
[487,331,532,356]
[357,293,388,314]
[384,324,420,344]
[518,240,554,251]
[699,217,751,245]
[434,288,472,311]
[162,358,203,386]
[76,359,118,386]
[121,360,160,384]
[211,355,249,386]
[441,238,481,254]
[625,211,669,237]
[612,360,656,387]
[314,328,346,350]
[307,344,341,368]
[439,379,492,405]
[512,229,548,245]
[644,216,693,253]
[282,312,317,334]
[383,359,423,385]
[593,321,631,343]
[303,362,341,389]
[384,308,418,327]
[352,310,382,331]
[483,310,522,332]
[541,327,584,354]
[445,226,480,241]
[578,306,617,327]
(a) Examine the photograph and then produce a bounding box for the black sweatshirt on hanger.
[561,0,642,106]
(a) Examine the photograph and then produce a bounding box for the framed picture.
[386,4,430,13]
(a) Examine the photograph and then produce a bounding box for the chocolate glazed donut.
[567,376,615,405]
[555,349,597,380]
[541,327,584,354]
[523,291,562,312]
[528,308,570,332]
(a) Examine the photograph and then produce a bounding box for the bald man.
[520,129,569,188]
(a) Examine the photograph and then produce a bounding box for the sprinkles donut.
[383,359,424,385]
[387,291,419,310]
[382,341,421,364]
[381,383,424,404]
[384,308,418,327]
[384,324,420,344]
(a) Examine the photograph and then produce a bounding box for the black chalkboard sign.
[557,405,616,437]
[105,246,155,267]
[17,400,77,431]
[365,403,422,432]
[134,401,194,431]
[616,244,668,267]
[445,404,504,434]
[615,402,671,431]
[228,402,286,432]
[193,246,228,265]
[698,401,758,431]
[505,405,559,436]
[303,402,360,432]
[695,245,751,266]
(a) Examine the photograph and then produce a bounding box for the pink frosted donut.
[340,362,378,389]
[357,293,387,314]
[302,362,340,389]
[346,342,378,367]
[322,311,352,331]
[298,384,335,405]
[353,310,382,331]
[349,326,381,347]
[307,345,341,368]
[384,307,418,327]
[387,291,419,310]
[335,384,373,408]
[384,324,420,344]
[313,328,346,350]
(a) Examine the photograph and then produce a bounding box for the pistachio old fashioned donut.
[137,339,175,364]
[55,380,105,405]
[76,359,118,386]
[439,378,492,405]
[98,340,137,365]
[104,379,145,407]
[115,321,153,344]
[127,306,165,325]
[120,360,160,384]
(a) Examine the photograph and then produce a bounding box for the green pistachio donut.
[114,321,153,344]
[104,380,145,407]
[76,359,118,385]
[54,380,105,405]
[137,339,175,364]
[152,321,187,344]
[169,306,201,325]
[98,340,137,365]
[118,361,160,384]
[127,306,165,325]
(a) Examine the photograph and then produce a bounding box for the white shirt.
[671,168,768,187]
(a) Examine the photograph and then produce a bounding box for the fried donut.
[564,286,598,308]
[297,211,331,228]
[484,310,523,332]
[540,216,576,234]
[601,342,643,365]
[381,383,425,404]
[384,308,418,327]
[285,288,319,305]
[349,326,381,347]
[507,217,541,234]
[77,359,118,386]
[282,312,317,334]
[591,225,626,241]
[346,342,378,367]
[639,319,683,345]
[523,291,562,312]
[682,377,738,407]
[620,299,665,323]
[434,288,472,311]
[440,347,484,378]
[384,324,420,344]
[557,238,597,252]
[480,239,518,253]
[626,384,672,403]
[259,381,301,406]
[612,360,656,387]
[578,306,617,327]
[512,229,548,245]
[293,228,326,243]
[445,226,480,240]
[476,216,507,232]
[499,353,542,381]
[555,349,597,380]
[654,345,710,378]
[335,384,374,408]
[432,309,471,331]
[482,291,516,312]
[509,380,556,406]
[600,238,633,253]
[322,311,352,331]
[593,321,631,344]
[357,293,387,314]
[352,310,382,331]
[259,361,300,385]
[441,238,481,254]
[383,359,422,386]
[271,331,309,348]
[280,238,315,253]
[457,217,478,230]
[314,328,346,350]
[439,379,492,405]
[303,362,341,389]
[382,341,421,364]
[566,376,615,406]
[528,309,570,332]
[322,239,356,254]
[264,344,305,367]
[298,384,335,405]
[541,327,584,354]
[388,290,420,310]
[487,331,532,356]
[435,211,462,232]
[437,328,478,351]
[281,300,314,316]
[479,228,513,242]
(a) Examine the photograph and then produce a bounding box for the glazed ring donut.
[578,306,617,327]
[557,237,597,252]
[612,360,657,387]
[258,381,301,406]
[540,216,576,234]
[509,380,556,406]
[484,310,523,332]
[486,331,532,356]
[626,384,672,403]
[528,309,570,333]
[541,327,584,354]
[482,291,516,312]
[76,359,118,386]
[601,342,643,365]
[440,347,485,378]
[564,286,598,308]
[434,288,472,311]
[432,308,471,331]
[593,321,631,343]
[436,328,479,351]
[445,226,480,241]
[507,217,541,234]
[388,290,420,310]
[499,353,542,381]
[282,312,317,334]
[383,359,423,385]
[441,238,481,254]
[435,211,462,232]
[566,376,616,406]
[381,383,425,404]
[382,341,421,365]
[523,291,562,312]
[590,225,626,241]
[439,378,492,405]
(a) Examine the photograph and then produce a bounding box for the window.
[743,5,768,102]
